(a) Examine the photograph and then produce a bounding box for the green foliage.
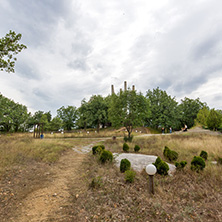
[124,170,136,183]
[163,146,178,162]
[99,150,113,164]
[57,106,77,130]
[134,145,140,152]
[206,109,222,131]
[49,117,62,131]
[191,156,206,172]
[0,30,27,73]
[175,161,187,170]
[179,97,205,128]
[153,157,169,175]
[108,89,150,139]
[123,143,129,152]
[120,158,131,173]
[0,94,30,132]
[146,87,180,129]
[196,106,210,126]
[92,145,105,155]
[89,176,103,189]
[200,150,208,161]
[217,157,222,165]
[123,135,133,142]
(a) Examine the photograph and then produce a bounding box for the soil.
[1,127,220,221]
[0,142,96,222]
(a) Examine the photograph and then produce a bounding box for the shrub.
[134,145,140,152]
[191,156,206,172]
[200,150,208,161]
[153,157,169,175]
[218,157,222,165]
[163,146,170,157]
[125,170,136,183]
[120,158,131,173]
[99,150,113,164]
[89,176,103,189]
[92,145,105,155]
[163,146,178,162]
[124,135,133,142]
[175,160,187,170]
[123,143,129,152]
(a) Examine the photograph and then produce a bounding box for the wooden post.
[149,175,154,194]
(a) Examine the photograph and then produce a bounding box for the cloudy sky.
[1,0,222,116]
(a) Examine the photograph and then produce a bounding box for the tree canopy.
[108,89,150,138]
[0,30,27,73]
[146,87,180,130]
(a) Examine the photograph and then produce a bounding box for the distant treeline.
[0,87,222,133]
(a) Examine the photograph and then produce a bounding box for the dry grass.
[59,133,222,221]
[1,132,222,221]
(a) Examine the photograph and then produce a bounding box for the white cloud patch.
[1,0,222,115]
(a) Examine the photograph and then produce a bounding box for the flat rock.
[114,153,176,176]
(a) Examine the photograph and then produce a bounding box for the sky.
[1,0,222,116]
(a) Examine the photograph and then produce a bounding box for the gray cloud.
[1,0,222,115]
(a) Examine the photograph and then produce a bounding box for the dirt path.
[14,143,94,222]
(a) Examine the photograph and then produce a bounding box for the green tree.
[179,97,205,128]
[206,109,222,131]
[49,116,63,131]
[108,89,150,139]
[196,106,210,126]
[76,99,93,131]
[0,30,27,73]
[87,95,109,132]
[57,106,77,130]
[146,87,180,130]
[0,94,30,132]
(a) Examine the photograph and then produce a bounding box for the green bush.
[175,160,187,170]
[153,157,169,175]
[99,150,113,164]
[89,176,103,189]
[163,146,178,162]
[134,145,140,152]
[191,156,206,172]
[92,145,105,155]
[125,170,136,183]
[218,157,222,165]
[124,135,133,142]
[123,143,129,152]
[200,150,208,161]
[120,158,131,173]
[163,146,170,157]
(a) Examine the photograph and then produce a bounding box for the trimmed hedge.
[163,146,178,162]
[175,160,187,170]
[120,158,131,173]
[134,145,140,152]
[123,143,129,152]
[99,150,113,164]
[92,145,105,155]
[200,150,208,161]
[153,156,169,175]
[191,156,206,172]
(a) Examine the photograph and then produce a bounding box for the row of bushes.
[123,143,140,152]
[92,145,113,164]
[92,145,137,183]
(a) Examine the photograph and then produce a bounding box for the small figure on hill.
[161,127,165,134]
[183,124,188,132]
